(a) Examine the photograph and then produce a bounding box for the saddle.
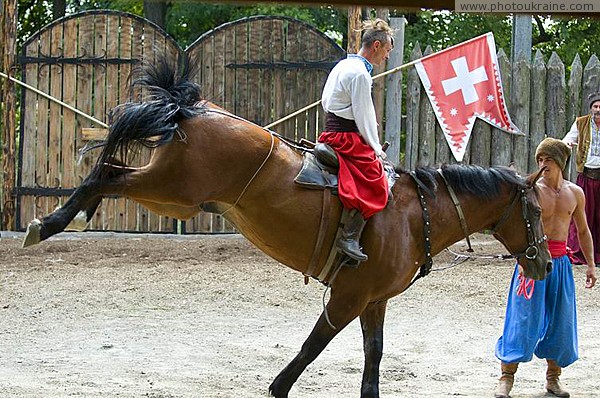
[294,142,398,196]
[294,142,398,285]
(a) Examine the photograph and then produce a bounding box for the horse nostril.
[546,262,553,274]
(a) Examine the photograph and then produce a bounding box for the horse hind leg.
[22,179,103,247]
[359,300,388,398]
[269,292,368,398]
[22,161,141,247]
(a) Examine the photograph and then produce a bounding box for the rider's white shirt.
[321,56,383,157]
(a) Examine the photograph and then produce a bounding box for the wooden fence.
[7,10,600,233]
[13,12,344,233]
[17,10,181,233]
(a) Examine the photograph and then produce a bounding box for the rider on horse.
[317,18,393,264]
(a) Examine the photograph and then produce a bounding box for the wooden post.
[347,6,362,54]
[1,0,17,230]
[384,17,406,165]
[510,14,532,173]
[511,14,532,65]
[491,48,512,167]
[529,50,546,172]
[405,43,422,170]
[545,51,566,139]
[372,8,388,152]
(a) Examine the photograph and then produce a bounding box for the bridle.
[489,185,547,261]
[404,172,547,292]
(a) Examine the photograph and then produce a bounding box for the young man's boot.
[337,208,368,262]
[495,362,518,398]
[546,359,570,397]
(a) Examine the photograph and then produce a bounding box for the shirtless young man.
[494,137,597,398]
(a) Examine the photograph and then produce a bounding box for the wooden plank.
[20,37,41,227]
[271,20,285,135]
[566,54,583,182]
[61,18,78,190]
[305,29,319,142]
[491,49,512,167]
[434,124,452,165]
[106,13,124,232]
[75,15,98,227]
[47,21,64,205]
[545,52,566,141]
[529,50,546,172]
[384,17,405,166]
[566,54,583,129]
[143,25,160,233]
[247,20,261,124]
[119,16,138,232]
[235,21,249,122]
[223,24,236,113]
[418,46,435,167]
[35,29,51,218]
[213,23,226,107]
[129,18,148,231]
[510,58,530,174]
[81,127,108,140]
[260,19,274,130]
[404,44,422,170]
[469,120,491,167]
[94,15,112,230]
[285,21,300,140]
[581,54,600,106]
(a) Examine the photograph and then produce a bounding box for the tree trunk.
[2,0,17,230]
[144,0,168,28]
[53,0,66,20]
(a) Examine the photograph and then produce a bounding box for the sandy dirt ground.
[1,231,598,398]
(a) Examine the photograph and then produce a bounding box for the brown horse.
[22,55,552,398]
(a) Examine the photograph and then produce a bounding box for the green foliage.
[532,16,600,66]
[12,2,600,69]
[166,2,347,48]
[401,10,512,56]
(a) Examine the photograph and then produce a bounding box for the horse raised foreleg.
[359,300,388,398]
[269,291,368,398]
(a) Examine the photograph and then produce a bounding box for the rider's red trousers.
[318,131,388,219]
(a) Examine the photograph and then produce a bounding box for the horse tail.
[90,52,204,178]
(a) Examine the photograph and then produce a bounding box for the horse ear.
[527,166,546,187]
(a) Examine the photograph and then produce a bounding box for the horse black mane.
[406,163,526,198]
[90,52,205,178]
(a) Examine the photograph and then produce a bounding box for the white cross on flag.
[414,32,521,162]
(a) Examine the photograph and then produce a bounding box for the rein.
[438,169,473,252]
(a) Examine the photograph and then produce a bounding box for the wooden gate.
[183,15,345,233]
[16,12,345,233]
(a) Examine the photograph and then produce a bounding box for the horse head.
[490,167,551,280]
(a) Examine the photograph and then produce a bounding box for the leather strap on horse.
[438,169,473,252]
[403,171,434,293]
[304,187,332,284]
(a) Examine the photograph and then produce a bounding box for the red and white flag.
[414,32,521,162]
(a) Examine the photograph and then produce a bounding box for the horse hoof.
[65,210,89,232]
[22,219,42,248]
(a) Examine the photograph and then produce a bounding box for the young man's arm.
[572,186,597,288]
